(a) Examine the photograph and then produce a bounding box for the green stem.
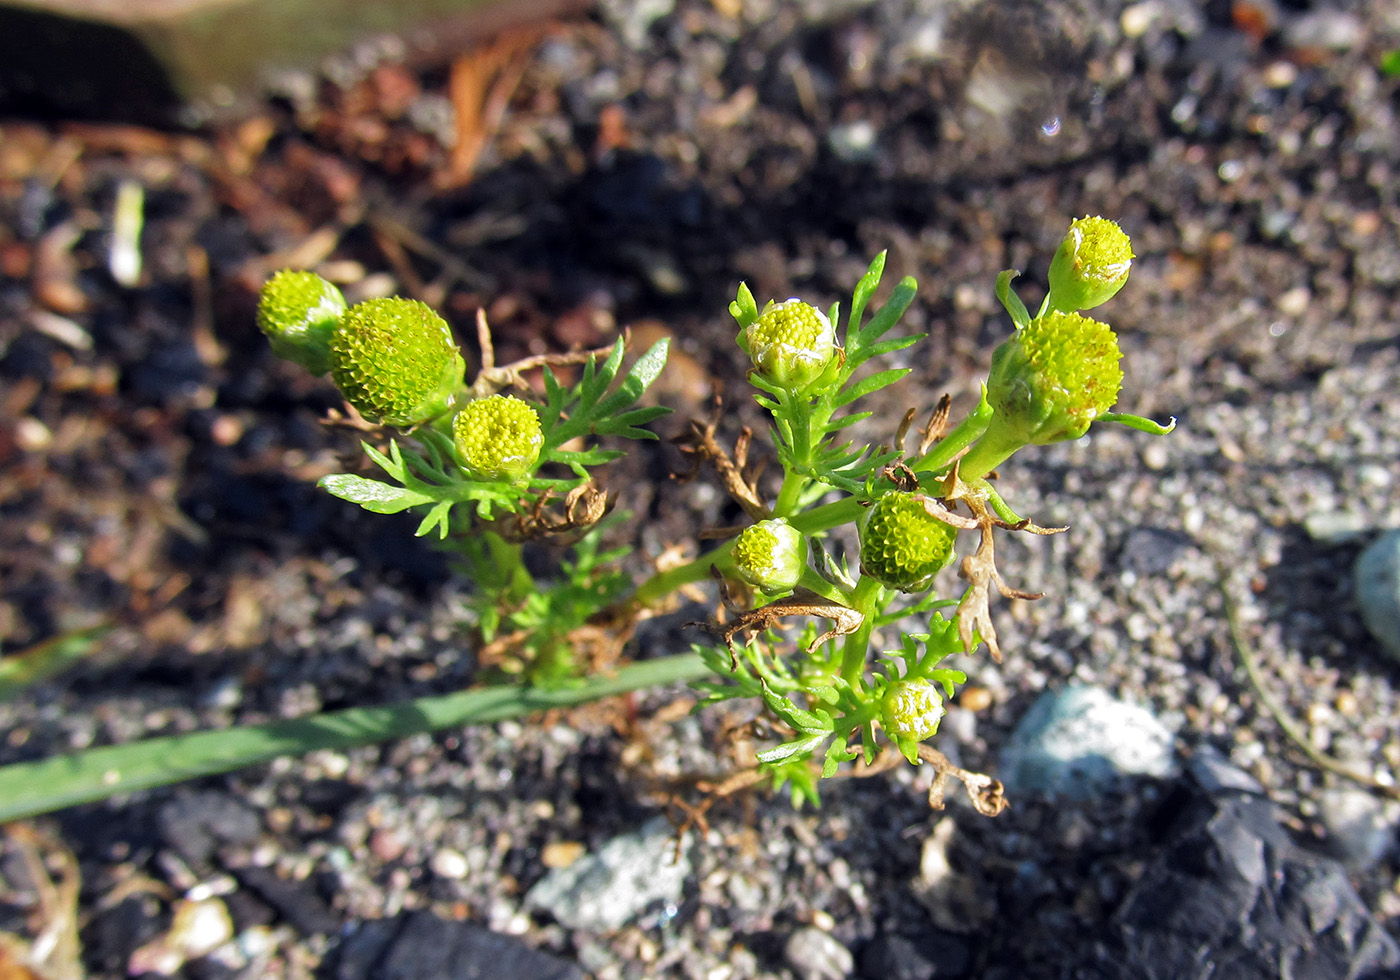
[772,470,808,518]
[484,530,534,604]
[839,575,884,686]
[952,422,1024,483]
[910,392,993,475]
[0,652,709,822]
[773,391,820,518]
[631,540,734,607]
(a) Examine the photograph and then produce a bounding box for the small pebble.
[1319,786,1394,867]
[784,925,854,980]
[14,417,52,451]
[541,840,585,869]
[959,687,993,712]
[430,848,470,880]
[1354,530,1400,662]
[1141,439,1169,471]
[828,121,878,163]
[1262,61,1298,88]
[1276,286,1310,317]
[1120,2,1156,38]
[1304,511,1367,545]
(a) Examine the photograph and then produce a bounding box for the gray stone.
[1186,745,1263,797]
[1318,786,1396,868]
[524,817,689,932]
[157,790,261,865]
[1354,530,1400,661]
[1117,526,1193,577]
[857,931,971,980]
[334,912,584,980]
[1087,783,1400,979]
[998,685,1177,799]
[784,926,855,980]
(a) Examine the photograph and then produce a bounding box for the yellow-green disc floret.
[256,269,346,376]
[732,518,807,593]
[1046,215,1134,313]
[859,492,958,593]
[986,309,1123,446]
[882,678,946,742]
[329,297,465,426]
[453,394,543,482]
[744,299,837,390]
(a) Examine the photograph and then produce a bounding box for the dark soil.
[2,0,1399,977]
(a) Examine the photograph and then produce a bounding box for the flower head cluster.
[732,519,807,593]
[743,299,837,390]
[986,309,1123,445]
[256,270,346,376]
[1046,216,1133,313]
[452,394,543,482]
[859,492,957,593]
[329,297,465,426]
[881,678,945,742]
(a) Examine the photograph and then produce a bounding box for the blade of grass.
[0,651,708,822]
[0,625,110,702]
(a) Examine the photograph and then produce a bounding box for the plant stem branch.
[839,575,883,686]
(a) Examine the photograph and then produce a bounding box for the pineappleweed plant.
[0,217,1172,820]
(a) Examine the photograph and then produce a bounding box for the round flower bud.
[1046,216,1133,313]
[256,269,346,376]
[859,492,957,593]
[985,309,1123,446]
[882,678,946,742]
[329,297,465,426]
[452,394,543,482]
[743,299,837,390]
[732,519,807,593]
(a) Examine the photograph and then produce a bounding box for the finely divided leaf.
[760,679,833,733]
[541,339,671,457]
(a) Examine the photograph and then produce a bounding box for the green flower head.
[452,394,543,482]
[985,309,1123,445]
[859,492,958,593]
[1046,216,1134,313]
[732,518,807,593]
[256,269,347,376]
[881,678,946,742]
[329,297,465,426]
[743,299,837,391]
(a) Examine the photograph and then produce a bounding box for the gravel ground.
[2,0,1400,977]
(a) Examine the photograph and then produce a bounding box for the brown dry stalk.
[918,743,1008,816]
[671,401,769,521]
[441,27,544,188]
[1218,577,1400,802]
[695,566,863,665]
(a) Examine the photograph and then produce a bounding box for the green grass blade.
[0,625,110,702]
[0,652,708,822]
